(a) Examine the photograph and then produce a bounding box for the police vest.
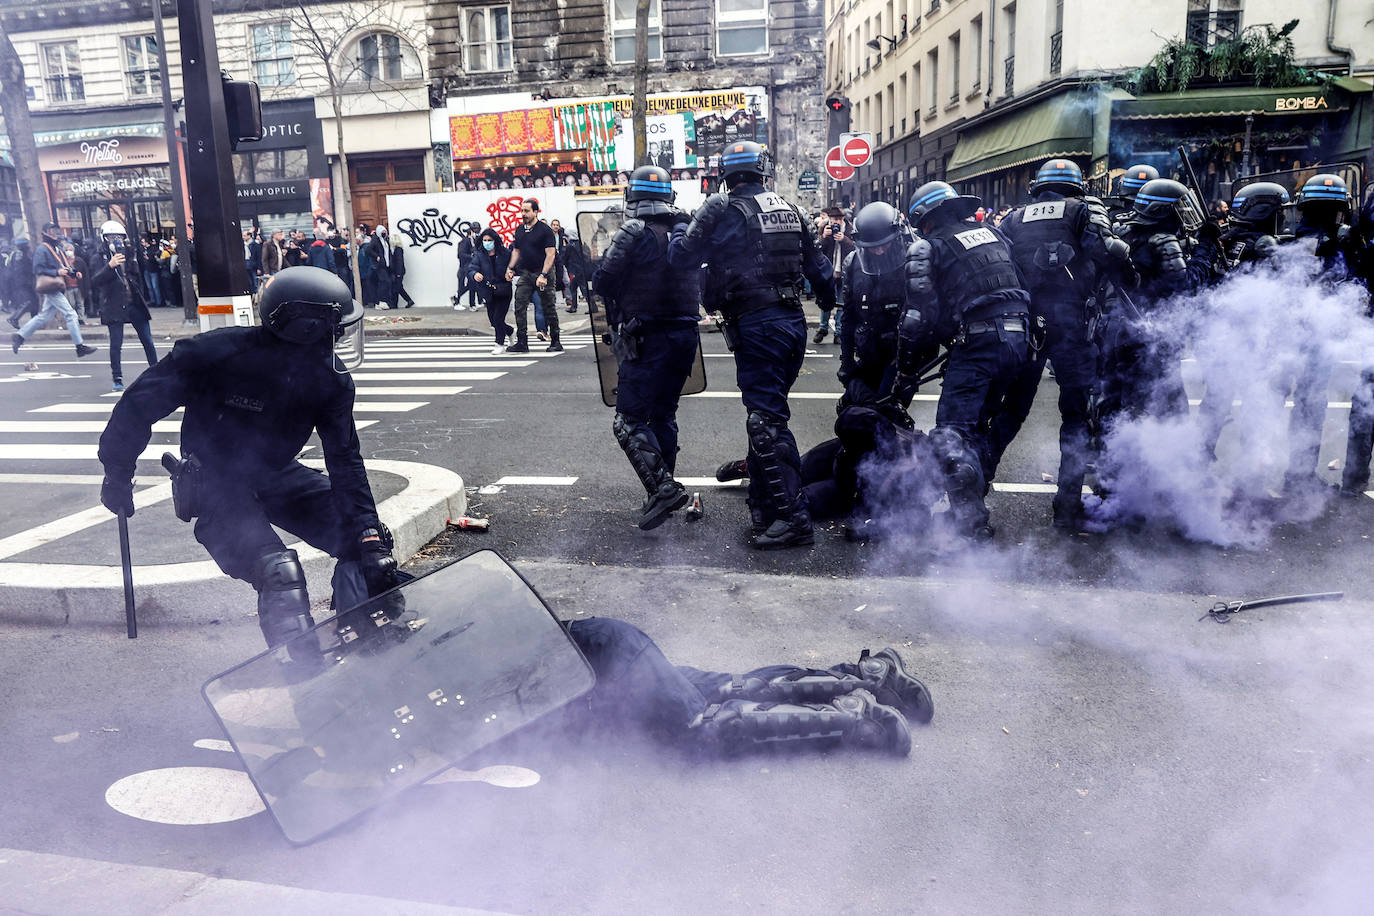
[615,221,701,320]
[926,221,1024,315]
[1002,197,1096,301]
[721,190,805,302]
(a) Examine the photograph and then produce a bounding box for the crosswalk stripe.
[0,419,378,434]
[493,475,578,485]
[27,402,426,414]
[350,371,505,381]
[361,360,536,369]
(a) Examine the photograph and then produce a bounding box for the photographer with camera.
[91,221,158,392]
[816,208,853,344]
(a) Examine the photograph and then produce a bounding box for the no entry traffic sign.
[825,145,855,181]
[840,132,873,168]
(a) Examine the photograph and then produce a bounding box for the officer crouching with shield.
[669,141,836,549]
[592,166,701,530]
[97,266,399,662]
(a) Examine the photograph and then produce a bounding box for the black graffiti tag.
[395,208,471,252]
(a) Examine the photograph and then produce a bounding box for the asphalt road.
[3,318,1374,914]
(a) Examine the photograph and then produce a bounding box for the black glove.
[844,377,878,407]
[358,527,398,594]
[101,475,135,517]
[1197,221,1222,244]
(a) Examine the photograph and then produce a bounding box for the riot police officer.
[592,165,701,530]
[838,201,911,407]
[897,181,1031,539]
[1221,181,1290,268]
[1108,163,1161,223]
[1339,179,1374,497]
[986,159,1132,530]
[97,266,397,659]
[669,141,835,549]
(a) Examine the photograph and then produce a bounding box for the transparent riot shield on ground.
[577,209,708,408]
[202,550,595,845]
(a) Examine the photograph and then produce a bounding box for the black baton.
[118,510,137,638]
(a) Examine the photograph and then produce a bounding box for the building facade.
[826,0,1374,211]
[425,0,830,204]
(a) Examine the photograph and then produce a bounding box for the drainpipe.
[1328,0,1354,77]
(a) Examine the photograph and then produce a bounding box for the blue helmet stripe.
[1135,192,1177,203]
[629,180,672,191]
[1302,188,1350,199]
[910,188,955,211]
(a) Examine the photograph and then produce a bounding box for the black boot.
[613,413,686,530]
[255,549,323,677]
[715,458,749,482]
[507,334,530,353]
[691,689,910,757]
[856,648,934,724]
[76,344,97,358]
[546,330,563,352]
[750,512,815,550]
[745,411,811,549]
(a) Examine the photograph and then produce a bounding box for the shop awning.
[1112,82,1362,121]
[0,121,164,149]
[946,92,1095,183]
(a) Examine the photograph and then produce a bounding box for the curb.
[0,460,466,628]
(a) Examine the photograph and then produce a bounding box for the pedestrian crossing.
[0,336,588,474]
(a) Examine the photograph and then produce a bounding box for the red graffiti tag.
[486,196,525,245]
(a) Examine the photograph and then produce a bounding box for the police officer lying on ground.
[97,266,398,656]
[985,159,1132,532]
[593,165,701,530]
[669,141,836,550]
[897,181,1032,540]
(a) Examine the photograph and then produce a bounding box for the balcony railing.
[45,74,84,103]
[1049,31,1062,76]
[1003,55,1015,95]
[927,0,940,13]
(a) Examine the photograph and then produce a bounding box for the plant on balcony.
[1122,19,1327,94]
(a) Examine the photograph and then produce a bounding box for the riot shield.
[577,209,708,408]
[202,550,595,845]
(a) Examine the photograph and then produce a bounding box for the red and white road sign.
[825,146,855,181]
[840,133,873,168]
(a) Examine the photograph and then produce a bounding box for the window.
[41,42,83,103]
[251,23,296,88]
[970,16,982,91]
[612,0,662,63]
[464,5,513,72]
[123,35,161,98]
[345,31,421,83]
[717,0,768,57]
[949,33,960,101]
[1187,0,1241,46]
[926,48,938,116]
[1049,0,1063,75]
[232,150,309,183]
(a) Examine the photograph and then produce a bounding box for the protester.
[468,228,515,354]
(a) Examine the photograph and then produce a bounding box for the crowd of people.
[239,224,416,311]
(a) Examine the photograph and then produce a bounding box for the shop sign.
[51,165,172,202]
[41,135,167,172]
[450,109,558,159]
[237,180,312,201]
[1273,94,1330,112]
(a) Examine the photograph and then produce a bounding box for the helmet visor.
[855,237,905,276]
[333,299,365,373]
[1176,191,1205,233]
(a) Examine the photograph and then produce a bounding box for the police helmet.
[1030,159,1085,197]
[1133,178,1204,233]
[720,141,772,184]
[1297,173,1352,212]
[258,266,365,371]
[907,181,982,226]
[1230,181,1290,226]
[625,165,676,217]
[853,201,910,276]
[1119,164,1160,201]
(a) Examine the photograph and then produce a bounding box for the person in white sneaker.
[468,228,516,352]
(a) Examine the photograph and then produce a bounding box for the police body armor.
[613,219,701,321]
[714,190,805,314]
[846,256,905,371]
[1001,197,1098,306]
[923,221,1027,325]
[1222,227,1282,269]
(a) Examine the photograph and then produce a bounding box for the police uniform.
[97,267,392,655]
[899,181,1030,538]
[987,160,1130,528]
[669,142,835,549]
[838,202,912,407]
[592,166,702,530]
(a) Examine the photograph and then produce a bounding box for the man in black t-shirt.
[505,198,561,352]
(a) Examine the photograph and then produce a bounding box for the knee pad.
[255,549,312,647]
[746,410,785,453]
[256,548,306,594]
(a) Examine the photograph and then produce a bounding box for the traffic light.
[826,97,848,113]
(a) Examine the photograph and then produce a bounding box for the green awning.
[0,122,163,150]
[946,92,1094,183]
[1112,85,1353,120]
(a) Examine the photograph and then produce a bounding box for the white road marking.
[686,391,840,400]
[992,483,1094,494]
[493,476,578,485]
[703,352,834,359]
[0,473,106,484]
[0,482,172,560]
[30,396,457,411]
[677,477,744,487]
[194,738,234,753]
[362,360,536,369]
[104,766,265,825]
[0,420,182,433]
[351,371,506,381]
[354,386,470,395]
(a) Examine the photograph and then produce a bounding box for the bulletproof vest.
[614,221,701,320]
[720,189,805,304]
[1002,197,1096,302]
[847,267,905,366]
[925,220,1025,318]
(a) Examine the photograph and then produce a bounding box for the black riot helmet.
[1030,158,1085,197]
[258,266,365,372]
[1230,181,1290,227]
[1133,178,1204,233]
[907,181,981,228]
[625,165,677,217]
[853,201,910,276]
[720,141,772,185]
[1118,164,1160,202]
[1297,173,1352,222]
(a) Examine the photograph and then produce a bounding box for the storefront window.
[252,23,296,88]
[611,0,662,63]
[716,0,768,57]
[232,150,308,183]
[392,161,425,182]
[464,5,513,72]
[355,164,389,184]
[124,35,161,98]
[42,42,84,103]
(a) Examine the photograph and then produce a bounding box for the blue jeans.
[108,318,158,383]
[19,291,84,346]
[143,269,163,307]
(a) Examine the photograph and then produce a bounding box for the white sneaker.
[469,304,483,311]
[491,343,507,355]
[377,303,390,310]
